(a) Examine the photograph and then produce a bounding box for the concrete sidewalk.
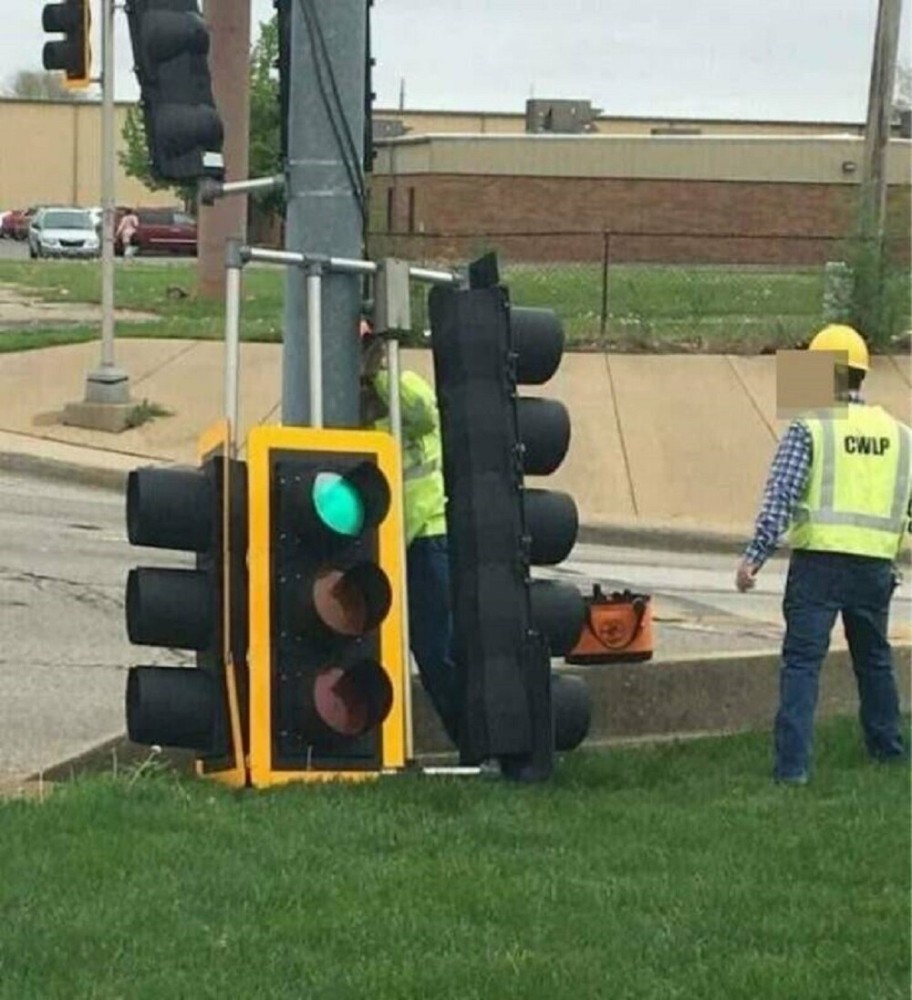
[0,339,909,552]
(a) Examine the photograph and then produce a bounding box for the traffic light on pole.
[124,421,248,787]
[429,255,590,781]
[124,0,224,182]
[246,426,407,787]
[41,0,92,88]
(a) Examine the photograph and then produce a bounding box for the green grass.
[1,717,908,1000]
[0,258,908,355]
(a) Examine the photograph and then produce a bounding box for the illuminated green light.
[313,472,364,536]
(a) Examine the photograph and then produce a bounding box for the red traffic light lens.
[312,661,394,737]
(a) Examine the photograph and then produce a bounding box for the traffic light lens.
[312,662,394,737]
[312,564,393,637]
[313,473,364,536]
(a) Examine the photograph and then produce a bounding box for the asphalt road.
[0,237,193,263]
[0,470,909,784]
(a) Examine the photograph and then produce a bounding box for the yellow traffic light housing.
[246,425,407,787]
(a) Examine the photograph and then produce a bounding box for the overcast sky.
[2,0,909,122]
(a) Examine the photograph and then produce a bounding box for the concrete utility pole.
[859,0,904,242]
[282,0,368,428]
[63,0,132,431]
[198,0,251,300]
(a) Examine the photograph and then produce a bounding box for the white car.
[28,207,100,259]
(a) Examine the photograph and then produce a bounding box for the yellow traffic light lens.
[312,472,364,536]
[312,564,393,637]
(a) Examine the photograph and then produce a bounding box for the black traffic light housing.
[124,0,225,182]
[124,424,248,786]
[429,254,590,781]
[42,0,91,87]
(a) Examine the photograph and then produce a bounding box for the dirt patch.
[0,282,160,328]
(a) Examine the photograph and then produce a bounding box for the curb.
[2,446,911,564]
[27,646,912,786]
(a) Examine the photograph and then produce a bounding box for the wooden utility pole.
[859,0,903,241]
[197,0,251,299]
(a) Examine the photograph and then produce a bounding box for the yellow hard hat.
[807,324,869,372]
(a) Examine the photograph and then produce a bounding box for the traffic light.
[246,425,407,786]
[124,421,248,787]
[124,0,224,182]
[429,255,590,781]
[41,0,91,88]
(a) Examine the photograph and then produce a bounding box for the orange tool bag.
[565,584,654,665]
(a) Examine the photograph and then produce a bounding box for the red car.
[115,207,197,256]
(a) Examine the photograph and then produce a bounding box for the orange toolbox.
[565,584,654,665]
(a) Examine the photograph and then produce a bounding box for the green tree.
[248,15,284,219]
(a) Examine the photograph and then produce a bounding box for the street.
[0,470,909,783]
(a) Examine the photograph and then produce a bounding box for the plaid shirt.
[743,391,864,567]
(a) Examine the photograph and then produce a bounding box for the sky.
[1,0,909,122]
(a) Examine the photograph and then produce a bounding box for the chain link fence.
[366,230,911,352]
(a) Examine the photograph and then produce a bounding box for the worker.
[736,323,911,784]
[359,322,459,744]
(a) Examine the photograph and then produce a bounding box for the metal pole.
[100,0,115,368]
[385,338,414,761]
[282,0,367,428]
[224,240,244,455]
[79,0,131,408]
[600,231,610,342]
[306,267,324,427]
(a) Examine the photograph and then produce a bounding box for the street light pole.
[64,0,132,430]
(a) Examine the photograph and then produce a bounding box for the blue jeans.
[407,534,459,743]
[774,549,904,780]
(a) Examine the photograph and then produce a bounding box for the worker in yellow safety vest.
[359,322,459,744]
[736,324,912,784]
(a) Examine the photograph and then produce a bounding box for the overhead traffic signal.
[124,421,248,787]
[429,255,590,781]
[246,426,407,786]
[41,0,92,88]
[124,0,224,182]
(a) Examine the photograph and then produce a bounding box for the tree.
[248,14,284,218]
[3,69,87,101]
[119,15,283,217]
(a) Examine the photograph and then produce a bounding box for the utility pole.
[198,0,250,300]
[859,0,903,242]
[63,0,132,431]
[282,0,368,428]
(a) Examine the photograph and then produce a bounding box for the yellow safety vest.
[371,369,447,545]
[788,403,912,560]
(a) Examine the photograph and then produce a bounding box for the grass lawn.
[0,717,908,1000]
[3,257,906,356]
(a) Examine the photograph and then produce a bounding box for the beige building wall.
[0,99,179,210]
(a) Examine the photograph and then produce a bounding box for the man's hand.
[735,559,759,593]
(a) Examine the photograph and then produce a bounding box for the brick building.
[370,133,912,265]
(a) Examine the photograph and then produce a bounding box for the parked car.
[28,207,100,259]
[115,207,197,256]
